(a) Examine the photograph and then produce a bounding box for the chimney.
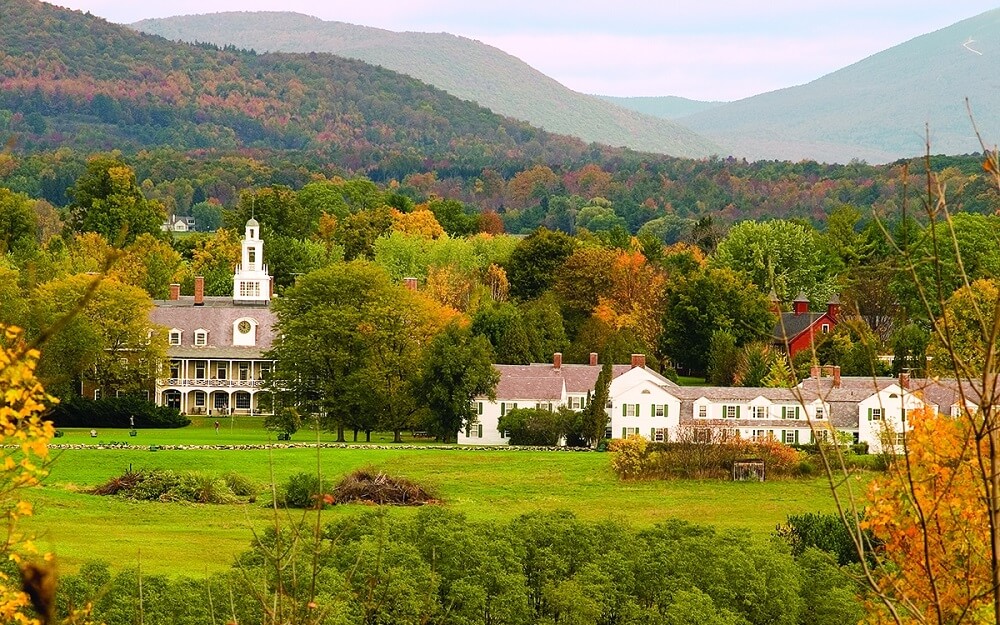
[899,372,910,390]
[169,283,180,301]
[792,292,809,316]
[826,294,841,322]
[630,353,645,369]
[194,276,204,306]
[553,352,562,370]
[589,352,598,366]
[403,277,418,292]
[833,366,841,388]
[811,365,821,380]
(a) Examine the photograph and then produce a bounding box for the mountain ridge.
[131,11,722,159]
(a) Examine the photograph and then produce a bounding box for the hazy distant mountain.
[132,12,721,159]
[677,9,1000,163]
[598,96,725,119]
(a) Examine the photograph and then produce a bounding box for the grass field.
[25,420,854,577]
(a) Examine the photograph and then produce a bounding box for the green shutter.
[867,408,872,421]
[795,407,800,419]
[651,404,655,417]
[651,428,656,439]
[622,404,626,417]
[478,424,483,438]
[635,404,640,417]
[663,405,668,418]
[622,427,627,438]
[736,406,741,419]
[501,403,506,417]
[794,430,800,444]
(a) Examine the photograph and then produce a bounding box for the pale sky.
[52,1,1000,101]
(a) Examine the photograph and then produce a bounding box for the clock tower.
[232,218,271,305]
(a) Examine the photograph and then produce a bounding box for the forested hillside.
[0,0,628,177]
[677,8,1000,163]
[132,11,721,158]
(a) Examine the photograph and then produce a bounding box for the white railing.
[159,378,265,388]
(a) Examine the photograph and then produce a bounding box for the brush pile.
[332,468,437,506]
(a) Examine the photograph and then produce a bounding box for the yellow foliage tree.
[0,325,56,624]
[390,208,444,239]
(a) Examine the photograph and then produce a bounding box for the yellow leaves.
[390,208,445,239]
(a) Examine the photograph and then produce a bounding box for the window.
[623,404,638,417]
[653,404,666,418]
[239,362,250,381]
[195,362,206,380]
[169,362,180,378]
[260,363,271,379]
[751,429,768,441]
[248,248,256,270]
[622,427,640,438]
[694,428,711,444]
[214,394,228,410]
[240,281,260,298]
[93,389,102,400]
[235,393,250,410]
[194,392,206,407]
[535,402,553,411]
[651,428,667,442]
[194,330,207,346]
[169,330,182,345]
[217,364,227,380]
[781,406,800,420]
[751,405,767,419]
[815,405,825,419]
[698,405,708,419]
[604,426,613,440]
[868,407,883,421]
[821,323,830,333]
[783,430,799,445]
[895,432,906,446]
[465,423,483,438]
[569,396,583,409]
[723,405,739,419]
[852,431,861,444]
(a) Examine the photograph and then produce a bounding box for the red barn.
[772,293,840,359]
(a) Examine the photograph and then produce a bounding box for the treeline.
[50,508,863,625]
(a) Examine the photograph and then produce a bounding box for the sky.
[52,1,1000,101]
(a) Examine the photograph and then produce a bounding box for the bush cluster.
[48,396,190,429]
[610,435,806,480]
[89,469,258,504]
[57,509,864,625]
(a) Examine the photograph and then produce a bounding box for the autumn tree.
[0,188,37,253]
[67,155,165,245]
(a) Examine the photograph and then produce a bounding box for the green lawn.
[25,420,853,577]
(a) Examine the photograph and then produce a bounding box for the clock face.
[238,320,252,334]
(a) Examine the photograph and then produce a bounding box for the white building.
[150,219,276,416]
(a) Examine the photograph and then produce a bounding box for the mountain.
[0,0,652,178]
[598,96,725,119]
[131,12,721,159]
[676,9,1000,163]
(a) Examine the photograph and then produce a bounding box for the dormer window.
[169,329,182,346]
[233,318,257,347]
[194,329,208,347]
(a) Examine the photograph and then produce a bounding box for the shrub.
[89,469,247,504]
[497,407,572,446]
[49,396,190,428]
[223,472,259,498]
[263,407,301,437]
[332,468,437,505]
[280,472,328,509]
[775,512,880,566]
[609,435,648,480]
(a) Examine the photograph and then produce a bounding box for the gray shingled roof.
[772,312,825,342]
[492,363,642,400]
[150,299,276,356]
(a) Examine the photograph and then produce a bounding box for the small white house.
[607,359,681,442]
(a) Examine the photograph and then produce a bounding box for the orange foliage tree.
[862,405,993,624]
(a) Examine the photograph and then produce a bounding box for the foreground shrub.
[49,395,190,428]
[608,435,648,479]
[280,471,328,509]
[610,433,805,480]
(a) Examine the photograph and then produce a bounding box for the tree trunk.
[336,424,345,442]
[352,428,358,442]
[393,429,402,443]
[365,430,371,442]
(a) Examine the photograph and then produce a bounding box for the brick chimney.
[833,366,841,388]
[553,352,562,370]
[811,365,821,380]
[826,294,841,322]
[589,352,598,366]
[403,277,418,292]
[169,283,180,301]
[899,372,910,390]
[630,353,645,369]
[792,292,809,316]
[194,276,204,306]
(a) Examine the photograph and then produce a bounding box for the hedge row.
[48,396,191,429]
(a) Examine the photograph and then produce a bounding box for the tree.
[580,362,612,446]
[227,186,317,238]
[505,228,575,301]
[471,301,534,365]
[190,200,223,232]
[927,279,999,377]
[67,155,165,245]
[32,275,165,401]
[714,219,835,304]
[706,330,739,386]
[418,322,499,443]
[0,188,37,253]
[428,198,477,237]
[660,267,774,374]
